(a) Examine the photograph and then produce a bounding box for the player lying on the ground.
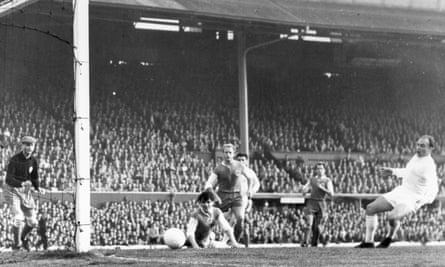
[185,191,243,249]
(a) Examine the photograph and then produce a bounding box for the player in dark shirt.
[302,162,334,247]
[204,144,257,242]
[4,136,46,250]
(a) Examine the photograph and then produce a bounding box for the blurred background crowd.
[1,81,444,194]
[1,34,445,249]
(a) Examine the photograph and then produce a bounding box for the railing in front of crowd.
[0,190,443,207]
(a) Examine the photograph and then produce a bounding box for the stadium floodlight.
[182,26,202,33]
[323,72,339,78]
[280,34,299,40]
[140,17,179,24]
[133,22,180,32]
[301,35,342,43]
[331,38,342,43]
[302,35,331,43]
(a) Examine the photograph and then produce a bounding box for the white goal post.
[73,0,91,253]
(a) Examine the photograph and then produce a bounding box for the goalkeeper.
[4,136,46,251]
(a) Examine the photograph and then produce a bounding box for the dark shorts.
[303,199,327,219]
[217,191,243,212]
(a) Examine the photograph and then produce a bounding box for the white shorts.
[382,186,424,212]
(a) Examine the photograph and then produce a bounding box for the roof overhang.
[0,0,39,17]
[85,0,445,37]
[3,0,445,46]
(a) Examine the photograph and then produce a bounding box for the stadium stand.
[1,74,445,194]
[1,35,445,249]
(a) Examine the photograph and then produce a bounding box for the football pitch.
[0,246,444,267]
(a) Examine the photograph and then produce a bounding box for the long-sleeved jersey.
[391,154,438,203]
[5,152,39,190]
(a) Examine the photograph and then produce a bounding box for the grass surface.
[0,246,443,266]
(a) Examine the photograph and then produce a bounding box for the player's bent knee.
[365,203,380,216]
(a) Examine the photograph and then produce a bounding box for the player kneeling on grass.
[185,191,243,249]
[356,135,438,248]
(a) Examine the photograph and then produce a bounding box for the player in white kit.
[356,135,438,248]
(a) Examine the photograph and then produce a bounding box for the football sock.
[234,219,243,241]
[21,224,33,241]
[365,215,378,243]
[12,226,20,248]
[311,224,320,246]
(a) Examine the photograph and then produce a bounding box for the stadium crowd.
[0,198,443,249]
[1,61,445,249]
[1,78,445,195]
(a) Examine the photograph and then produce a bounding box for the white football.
[163,228,186,249]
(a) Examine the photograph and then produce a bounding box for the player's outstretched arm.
[204,172,217,190]
[246,169,260,198]
[380,167,394,177]
[325,179,334,197]
[244,169,260,213]
[380,167,406,178]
